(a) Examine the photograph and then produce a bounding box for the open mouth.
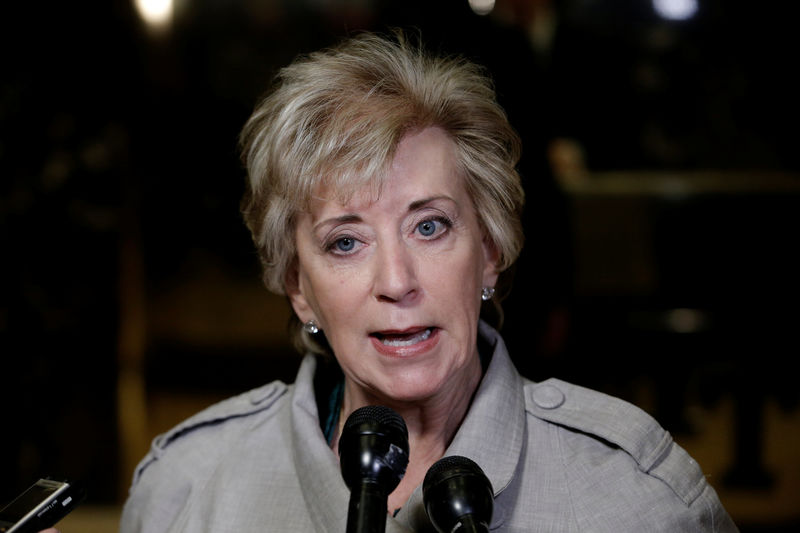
[371,327,435,347]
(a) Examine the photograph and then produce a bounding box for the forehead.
[307,127,466,218]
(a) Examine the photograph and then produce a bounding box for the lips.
[369,326,439,355]
[372,327,434,347]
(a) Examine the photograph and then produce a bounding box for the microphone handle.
[455,514,490,533]
[346,483,389,533]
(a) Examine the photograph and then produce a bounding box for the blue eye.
[418,220,437,237]
[335,237,356,252]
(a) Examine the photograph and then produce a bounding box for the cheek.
[424,247,484,306]
[304,268,368,328]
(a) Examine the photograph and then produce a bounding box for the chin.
[376,375,449,404]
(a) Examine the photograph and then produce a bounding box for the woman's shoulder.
[522,377,701,500]
[524,379,674,474]
[120,380,294,533]
[135,380,290,482]
[516,378,737,531]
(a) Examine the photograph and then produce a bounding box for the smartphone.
[0,478,85,533]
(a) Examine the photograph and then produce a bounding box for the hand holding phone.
[0,479,85,533]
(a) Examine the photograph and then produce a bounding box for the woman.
[120,32,737,531]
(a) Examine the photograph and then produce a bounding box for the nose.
[373,239,420,304]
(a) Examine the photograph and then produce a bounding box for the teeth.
[381,328,432,347]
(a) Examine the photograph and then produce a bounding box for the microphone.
[423,455,494,533]
[338,405,409,533]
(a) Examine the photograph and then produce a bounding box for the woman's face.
[287,127,499,405]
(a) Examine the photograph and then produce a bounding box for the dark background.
[2,0,798,530]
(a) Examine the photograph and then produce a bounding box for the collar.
[291,321,525,532]
[397,321,526,531]
[291,355,351,533]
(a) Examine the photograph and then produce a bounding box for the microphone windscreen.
[343,405,407,439]
[338,405,409,494]
[423,455,493,533]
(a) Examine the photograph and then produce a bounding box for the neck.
[331,353,484,513]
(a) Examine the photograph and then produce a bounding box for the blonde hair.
[240,31,525,350]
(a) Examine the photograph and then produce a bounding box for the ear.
[285,261,315,324]
[481,237,501,289]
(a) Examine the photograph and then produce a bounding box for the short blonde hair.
[240,31,524,347]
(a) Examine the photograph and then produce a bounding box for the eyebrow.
[312,214,362,234]
[312,195,457,233]
[408,195,456,211]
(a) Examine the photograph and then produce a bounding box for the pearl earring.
[481,287,495,301]
[303,320,320,334]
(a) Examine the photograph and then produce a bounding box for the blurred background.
[1,0,798,531]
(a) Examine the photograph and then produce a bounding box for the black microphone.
[423,455,494,533]
[338,405,409,533]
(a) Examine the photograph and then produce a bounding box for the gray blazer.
[120,322,737,532]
